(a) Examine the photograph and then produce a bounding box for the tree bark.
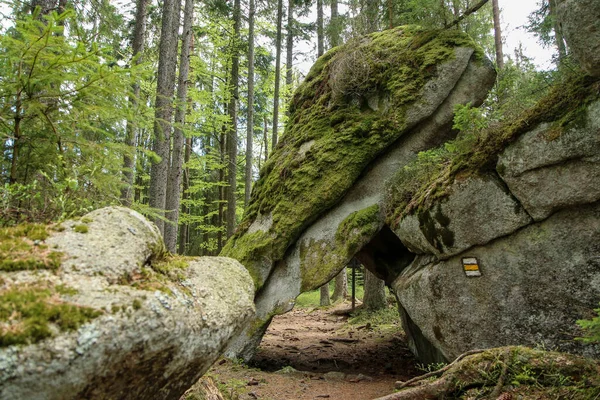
[317,0,324,57]
[121,0,150,206]
[548,0,567,61]
[332,267,348,302]
[272,0,283,152]
[285,0,294,102]
[149,0,181,235]
[244,0,256,208]
[491,0,504,69]
[330,0,340,48]
[164,0,194,253]
[263,115,269,164]
[226,0,241,238]
[363,269,386,311]
[320,284,331,306]
[178,135,192,255]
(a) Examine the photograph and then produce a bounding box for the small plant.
[577,303,600,343]
[416,362,447,373]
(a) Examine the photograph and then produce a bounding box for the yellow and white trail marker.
[462,257,481,277]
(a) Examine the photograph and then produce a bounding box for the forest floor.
[184,301,421,400]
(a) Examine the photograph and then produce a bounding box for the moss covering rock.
[0,224,63,272]
[222,26,489,290]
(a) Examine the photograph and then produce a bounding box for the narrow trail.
[202,302,421,400]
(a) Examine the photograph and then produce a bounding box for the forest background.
[0,0,568,263]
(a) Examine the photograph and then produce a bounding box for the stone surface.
[224,40,496,361]
[556,0,600,76]
[395,173,532,258]
[0,207,255,400]
[497,100,600,221]
[392,203,600,363]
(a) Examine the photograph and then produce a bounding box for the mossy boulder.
[0,207,255,400]
[223,27,496,361]
[221,26,494,292]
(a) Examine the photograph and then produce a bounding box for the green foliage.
[0,8,150,225]
[577,304,600,344]
[0,283,102,347]
[347,304,399,327]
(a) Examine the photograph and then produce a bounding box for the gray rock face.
[497,100,600,221]
[0,207,255,400]
[395,173,532,258]
[556,0,600,76]
[392,203,600,362]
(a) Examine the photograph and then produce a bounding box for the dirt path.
[189,302,420,400]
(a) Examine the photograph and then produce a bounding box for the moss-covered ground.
[222,26,485,291]
[0,282,102,347]
[385,73,600,227]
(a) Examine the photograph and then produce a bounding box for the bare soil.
[193,302,420,400]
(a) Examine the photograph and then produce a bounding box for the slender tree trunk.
[491,0,504,69]
[149,0,181,235]
[330,0,340,47]
[548,0,567,62]
[388,0,393,29]
[263,115,269,163]
[226,0,241,238]
[121,0,150,206]
[30,0,57,14]
[272,0,283,151]
[285,0,294,92]
[320,284,331,306]
[365,0,379,33]
[178,135,192,255]
[332,267,348,302]
[218,103,227,252]
[10,93,22,184]
[317,0,324,57]
[164,0,194,252]
[244,0,256,208]
[363,269,387,311]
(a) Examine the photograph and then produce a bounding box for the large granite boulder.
[556,0,600,76]
[385,76,600,362]
[222,26,496,360]
[0,207,255,400]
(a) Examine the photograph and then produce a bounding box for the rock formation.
[223,22,600,365]
[0,207,255,400]
[222,26,496,360]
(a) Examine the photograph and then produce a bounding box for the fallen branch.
[445,0,490,28]
[488,348,510,399]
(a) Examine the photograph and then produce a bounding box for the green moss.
[81,217,93,224]
[0,223,63,272]
[132,299,142,310]
[73,224,88,234]
[222,27,483,291]
[336,204,381,254]
[0,283,102,347]
[386,73,600,227]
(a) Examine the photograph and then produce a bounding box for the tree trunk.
[491,0,504,69]
[317,0,324,57]
[285,0,294,92]
[332,267,348,302]
[164,0,194,253]
[548,0,567,62]
[363,269,387,311]
[149,0,181,235]
[225,0,241,239]
[244,0,256,208]
[263,115,269,163]
[121,0,150,206]
[30,0,57,14]
[330,0,340,48]
[320,284,331,306]
[365,0,379,33]
[388,0,393,29]
[178,135,192,255]
[272,0,283,152]
[217,104,227,252]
